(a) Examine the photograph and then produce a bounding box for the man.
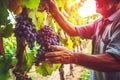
[45,0,120,80]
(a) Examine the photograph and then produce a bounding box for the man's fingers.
[45,56,62,64]
[48,45,67,51]
[45,51,62,57]
[48,45,61,50]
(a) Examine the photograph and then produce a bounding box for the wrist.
[71,53,84,64]
[71,53,79,64]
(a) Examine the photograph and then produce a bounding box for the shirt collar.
[107,9,120,22]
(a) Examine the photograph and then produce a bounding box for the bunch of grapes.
[35,25,60,66]
[14,8,37,50]
[36,25,60,48]
[34,47,46,66]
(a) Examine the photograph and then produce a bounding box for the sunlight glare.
[78,0,96,17]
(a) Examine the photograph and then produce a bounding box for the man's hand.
[45,45,75,64]
[45,0,59,14]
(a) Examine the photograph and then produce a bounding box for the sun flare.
[78,0,96,17]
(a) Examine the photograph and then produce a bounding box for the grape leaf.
[0,0,9,25]
[36,11,45,30]
[23,0,40,9]
[0,0,14,38]
[36,62,61,76]
[36,62,53,76]
[65,35,73,50]
[0,55,12,80]
[24,51,35,72]
[3,35,17,54]
[11,57,18,66]
[0,63,10,80]
[53,64,61,71]
[28,9,38,29]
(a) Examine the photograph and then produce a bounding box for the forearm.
[51,9,78,36]
[73,53,120,72]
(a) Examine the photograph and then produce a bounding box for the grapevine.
[0,0,90,80]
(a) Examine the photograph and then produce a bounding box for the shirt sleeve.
[75,20,98,39]
[105,24,120,61]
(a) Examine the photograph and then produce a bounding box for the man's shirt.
[76,9,120,80]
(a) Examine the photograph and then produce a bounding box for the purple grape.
[35,25,61,66]
[14,8,37,50]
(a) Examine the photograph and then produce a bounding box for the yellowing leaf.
[23,0,40,9]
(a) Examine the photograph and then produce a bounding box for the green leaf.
[36,62,53,76]
[44,63,53,75]
[23,0,40,9]
[53,64,61,71]
[3,35,17,55]
[28,9,45,30]
[36,11,46,30]
[28,9,37,27]
[23,47,37,73]
[0,63,10,80]
[0,0,9,25]
[27,52,35,65]
[0,55,12,80]
[1,22,13,38]
[66,35,73,50]
[0,55,4,62]
[11,56,18,66]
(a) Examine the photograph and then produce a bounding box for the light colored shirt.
[76,9,120,80]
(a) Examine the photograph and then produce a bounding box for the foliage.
[0,0,13,38]
[0,0,9,25]
[80,68,90,80]
[23,0,40,9]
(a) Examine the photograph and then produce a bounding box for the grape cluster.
[14,8,37,50]
[34,47,46,66]
[35,25,60,66]
[37,25,60,48]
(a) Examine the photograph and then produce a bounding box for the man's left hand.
[45,45,74,64]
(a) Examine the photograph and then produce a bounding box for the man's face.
[95,0,114,17]
[95,0,109,13]
[95,0,108,8]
